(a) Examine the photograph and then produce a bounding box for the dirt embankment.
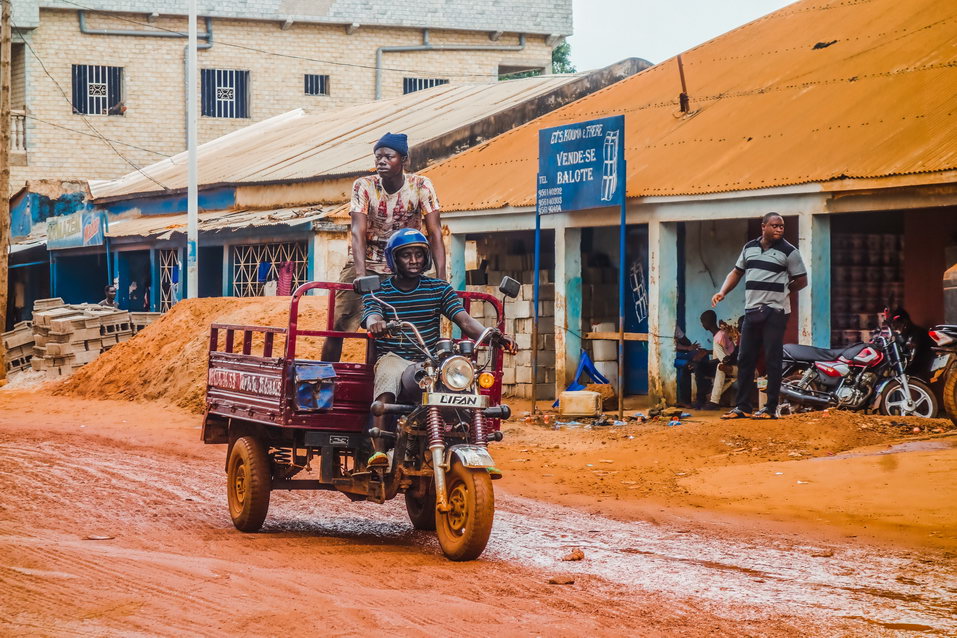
[53,296,365,413]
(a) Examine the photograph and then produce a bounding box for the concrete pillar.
[221,244,230,296]
[554,226,582,395]
[798,212,830,347]
[648,220,678,405]
[449,233,466,291]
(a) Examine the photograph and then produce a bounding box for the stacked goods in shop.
[831,232,904,346]
[2,321,35,373]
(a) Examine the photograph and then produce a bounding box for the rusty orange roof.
[425,0,957,211]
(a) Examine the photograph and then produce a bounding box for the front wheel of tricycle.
[226,436,271,532]
[435,462,494,561]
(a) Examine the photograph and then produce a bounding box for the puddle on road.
[814,439,956,462]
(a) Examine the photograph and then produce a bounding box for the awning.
[105,206,329,241]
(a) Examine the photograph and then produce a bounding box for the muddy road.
[1,394,955,636]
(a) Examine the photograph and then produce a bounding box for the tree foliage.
[500,40,576,80]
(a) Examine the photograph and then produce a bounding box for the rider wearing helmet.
[320,132,446,363]
[361,229,514,465]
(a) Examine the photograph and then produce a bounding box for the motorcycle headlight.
[440,356,475,391]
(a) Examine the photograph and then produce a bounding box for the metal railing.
[10,109,26,152]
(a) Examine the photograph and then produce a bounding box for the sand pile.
[54,296,366,413]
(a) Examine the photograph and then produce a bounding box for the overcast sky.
[567,0,796,70]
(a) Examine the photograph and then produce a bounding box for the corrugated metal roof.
[105,206,328,240]
[424,0,957,211]
[88,74,594,202]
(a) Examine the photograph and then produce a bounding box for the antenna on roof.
[676,54,690,113]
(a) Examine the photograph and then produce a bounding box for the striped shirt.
[361,276,466,360]
[734,238,806,313]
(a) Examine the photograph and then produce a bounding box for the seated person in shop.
[674,325,704,407]
[889,307,935,375]
[361,229,515,466]
[694,310,739,410]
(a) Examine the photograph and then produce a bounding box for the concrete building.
[423,0,957,402]
[4,0,570,190]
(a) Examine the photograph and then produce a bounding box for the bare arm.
[789,274,808,293]
[423,211,447,280]
[712,269,743,307]
[350,213,368,277]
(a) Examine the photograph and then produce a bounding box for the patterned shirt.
[734,237,807,313]
[350,173,440,274]
[361,277,466,361]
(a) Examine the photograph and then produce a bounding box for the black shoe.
[702,402,721,411]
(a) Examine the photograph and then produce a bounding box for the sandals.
[721,408,751,419]
[751,408,778,420]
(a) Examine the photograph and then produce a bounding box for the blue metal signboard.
[537,115,625,214]
[47,210,105,250]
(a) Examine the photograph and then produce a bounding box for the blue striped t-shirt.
[361,277,466,360]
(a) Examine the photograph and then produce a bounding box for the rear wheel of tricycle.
[405,480,436,530]
[226,436,271,532]
[435,461,494,561]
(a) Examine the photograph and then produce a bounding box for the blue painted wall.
[97,187,236,217]
[10,190,90,239]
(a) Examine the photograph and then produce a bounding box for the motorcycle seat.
[784,342,867,362]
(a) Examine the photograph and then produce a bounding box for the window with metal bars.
[304,74,330,96]
[402,77,449,94]
[71,65,123,115]
[201,69,250,118]
[231,242,308,298]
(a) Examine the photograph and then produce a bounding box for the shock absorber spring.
[426,406,444,449]
[471,408,487,446]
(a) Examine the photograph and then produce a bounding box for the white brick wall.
[10,9,553,188]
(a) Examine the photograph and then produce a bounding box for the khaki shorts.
[373,352,416,400]
[332,262,390,332]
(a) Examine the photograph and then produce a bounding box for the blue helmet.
[385,228,432,272]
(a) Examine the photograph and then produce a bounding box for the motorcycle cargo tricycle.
[201,276,520,561]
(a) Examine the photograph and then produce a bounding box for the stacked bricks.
[466,282,555,400]
[2,321,35,373]
[26,299,155,378]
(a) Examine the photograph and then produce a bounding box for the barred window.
[402,77,449,95]
[201,69,250,118]
[71,65,123,115]
[304,74,330,96]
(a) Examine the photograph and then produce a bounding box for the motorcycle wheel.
[943,367,957,427]
[405,481,437,530]
[435,461,494,561]
[226,436,271,532]
[878,379,939,418]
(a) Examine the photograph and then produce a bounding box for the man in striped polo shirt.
[362,229,514,464]
[712,213,808,419]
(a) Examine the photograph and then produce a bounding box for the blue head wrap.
[373,132,409,157]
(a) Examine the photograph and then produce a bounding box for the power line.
[23,114,172,157]
[11,15,170,190]
[53,0,548,80]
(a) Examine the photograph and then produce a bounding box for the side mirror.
[499,276,521,299]
[353,275,381,295]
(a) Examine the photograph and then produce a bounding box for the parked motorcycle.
[778,325,938,417]
[929,324,957,426]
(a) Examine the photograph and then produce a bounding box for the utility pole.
[186,0,198,298]
[0,0,13,384]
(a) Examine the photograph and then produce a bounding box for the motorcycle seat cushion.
[784,342,866,362]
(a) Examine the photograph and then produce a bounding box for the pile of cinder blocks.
[15,298,160,378]
[2,321,35,373]
[466,282,555,400]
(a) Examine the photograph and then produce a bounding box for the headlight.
[440,356,475,391]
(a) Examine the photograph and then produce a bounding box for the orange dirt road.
[1,391,955,636]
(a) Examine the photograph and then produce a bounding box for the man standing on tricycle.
[321,132,447,363]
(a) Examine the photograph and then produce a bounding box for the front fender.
[445,444,500,477]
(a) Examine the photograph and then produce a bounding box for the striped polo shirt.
[361,276,466,360]
[734,238,807,313]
